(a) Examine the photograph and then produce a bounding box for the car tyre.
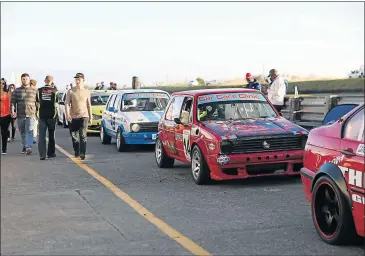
[100,125,111,144]
[116,128,128,152]
[191,145,211,185]
[155,137,174,168]
[311,175,358,245]
[63,114,68,128]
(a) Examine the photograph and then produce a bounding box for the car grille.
[131,122,159,132]
[230,136,302,154]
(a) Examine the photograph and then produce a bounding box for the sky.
[1,2,364,89]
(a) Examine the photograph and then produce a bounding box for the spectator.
[37,75,58,160]
[94,83,101,90]
[11,73,37,154]
[8,84,17,141]
[0,79,11,154]
[30,79,38,144]
[108,82,114,90]
[267,69,287,113]
[112,83,117,90]
[245,73,262,91]
[65,73,92,160]
[51,82,57,90]
[100,81,105,90]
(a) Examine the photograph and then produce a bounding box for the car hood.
[202,117,308,139]
[92,105,105,115]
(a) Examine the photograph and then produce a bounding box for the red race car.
[155,88,308,185]
[301,103,364,244]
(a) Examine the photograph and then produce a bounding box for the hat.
[74,73,85,79]
[45,75,53,81]
[268,69,279,77]
[246,73,253,79]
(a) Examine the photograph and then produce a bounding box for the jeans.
[17,117,35,149]
[38,118,56,158]
[0,115,11,152]
[69,118,88,155]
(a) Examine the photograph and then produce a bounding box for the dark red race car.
[301,103,364,244]
[155,88,308,185]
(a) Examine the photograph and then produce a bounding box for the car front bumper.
[205,150,304,181]
[87,119,102,133]
[122,131,157,145]
[300,167,315,202]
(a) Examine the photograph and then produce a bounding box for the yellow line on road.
[55,144,211,256]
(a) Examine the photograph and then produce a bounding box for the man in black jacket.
[36,75,59,160]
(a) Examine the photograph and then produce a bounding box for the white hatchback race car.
[100,89,170,151]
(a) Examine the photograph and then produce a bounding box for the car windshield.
[121,92,169,112]
[197,92,277,121]
[91,95,110,106]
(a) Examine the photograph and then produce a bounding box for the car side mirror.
[109,106,115,112]
[279,112,282,116]
[174,117,182,124]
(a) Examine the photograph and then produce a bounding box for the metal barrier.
[282,94,364,129]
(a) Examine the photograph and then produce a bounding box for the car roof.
[171,88,260,96]
[111,89,169,95]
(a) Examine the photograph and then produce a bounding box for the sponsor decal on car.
[197,93,266,104]
[356,144,364,156]
[123,93,169,99]
[183,130,191,161]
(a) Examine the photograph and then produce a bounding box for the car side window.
[172,96,185,120]
[180,97,193,124]
[113,95,121,111]
[106,95,116,110]
[343,108,364,141]
[165,98,174,121]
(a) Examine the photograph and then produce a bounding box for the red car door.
[174,96,194,162]
[162,96,185,158]
[339,106,364,236]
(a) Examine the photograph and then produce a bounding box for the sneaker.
[21,148,26,154]
[33,140,36,144]
[40,156,46,160]
[26,148,32,155]
[48,154,56,158]
[1,151,7,155]
[7,138,10,142]
[80,154,85,160]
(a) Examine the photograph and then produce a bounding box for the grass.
[145,78,365,94]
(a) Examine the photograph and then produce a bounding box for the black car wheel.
[311,175,357,245]
[116,128,128,152]
[155,137,174,168]
[100,125,111,144]
[191,145,211,185]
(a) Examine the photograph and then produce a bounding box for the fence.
[281,94,364,128]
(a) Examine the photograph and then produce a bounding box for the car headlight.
[220,140,234,154]
[92,114,101,120]
[131,123,140,132]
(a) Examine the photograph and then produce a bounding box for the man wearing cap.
[65,73,92,160]
[267,69,287,113]
[11,73,37,154]
[36,75,59,160]
[245,73,262,91]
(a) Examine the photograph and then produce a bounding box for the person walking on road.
[8,84,17,141]
[11,73,37,155]
[0,79,12,154]
[65,73,92,160]
[37,75,59,160]
[30,79,38,144]
[245,73,262,91]
[267,69,287,113]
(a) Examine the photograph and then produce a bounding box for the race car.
[87,91,113,133]
[154,88,309,185]
[301,103,364,244]
[100,89,170,151]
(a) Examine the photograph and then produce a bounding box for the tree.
[196,77,205,86]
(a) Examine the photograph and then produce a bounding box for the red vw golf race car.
[154,88,309,185]
[300,103,364,244]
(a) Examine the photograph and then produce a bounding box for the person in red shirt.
[0,79,11,154]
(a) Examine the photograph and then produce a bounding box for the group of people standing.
[245,68,288,113]
[0,73,93,161]
[94,81,118,90]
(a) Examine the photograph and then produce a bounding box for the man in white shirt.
[267,69,286,113]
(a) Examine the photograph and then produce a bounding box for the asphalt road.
[1,127,364,255]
